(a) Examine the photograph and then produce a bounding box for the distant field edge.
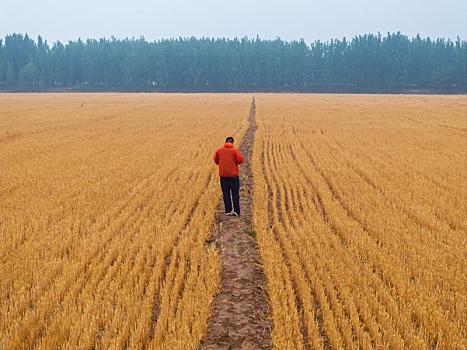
[0,86,466,94]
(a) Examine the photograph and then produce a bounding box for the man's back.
[213,143,244,177]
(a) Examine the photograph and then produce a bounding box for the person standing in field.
[213,136,244,216]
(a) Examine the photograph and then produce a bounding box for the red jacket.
[213,143,244,177]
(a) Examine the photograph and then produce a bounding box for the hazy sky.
[1,0,466,43]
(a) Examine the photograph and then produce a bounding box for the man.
[213,136,244,216]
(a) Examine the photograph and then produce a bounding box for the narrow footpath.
[201,99,272,350]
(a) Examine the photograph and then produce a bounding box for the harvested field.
[0,93,250,349]
[1,93,465,350]
[252,94,466,349]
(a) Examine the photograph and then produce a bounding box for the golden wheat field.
[1,93,466,350]
[252,94,466,349]
[0,93,250,349]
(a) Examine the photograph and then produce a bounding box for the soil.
[201,99,272,350]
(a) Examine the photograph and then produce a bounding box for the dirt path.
[201,99,272,350]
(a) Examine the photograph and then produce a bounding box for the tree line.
[0,32,465,92]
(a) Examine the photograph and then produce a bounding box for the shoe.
[224,211,234,216]
[232,212,240,217]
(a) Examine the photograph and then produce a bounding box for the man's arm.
[235,150,244,164]
[213,150,219,165]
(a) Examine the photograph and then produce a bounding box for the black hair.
[225,136,234,143]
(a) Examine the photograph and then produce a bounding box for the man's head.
[225,136,234,144]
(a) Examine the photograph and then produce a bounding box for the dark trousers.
[220,176,240,214]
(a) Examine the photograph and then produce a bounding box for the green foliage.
[6,63,15,87]
[18,62,39,84]
[0,32,465,92]
[245,229,257,238]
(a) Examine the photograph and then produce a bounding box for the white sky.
[1,0,466,43]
